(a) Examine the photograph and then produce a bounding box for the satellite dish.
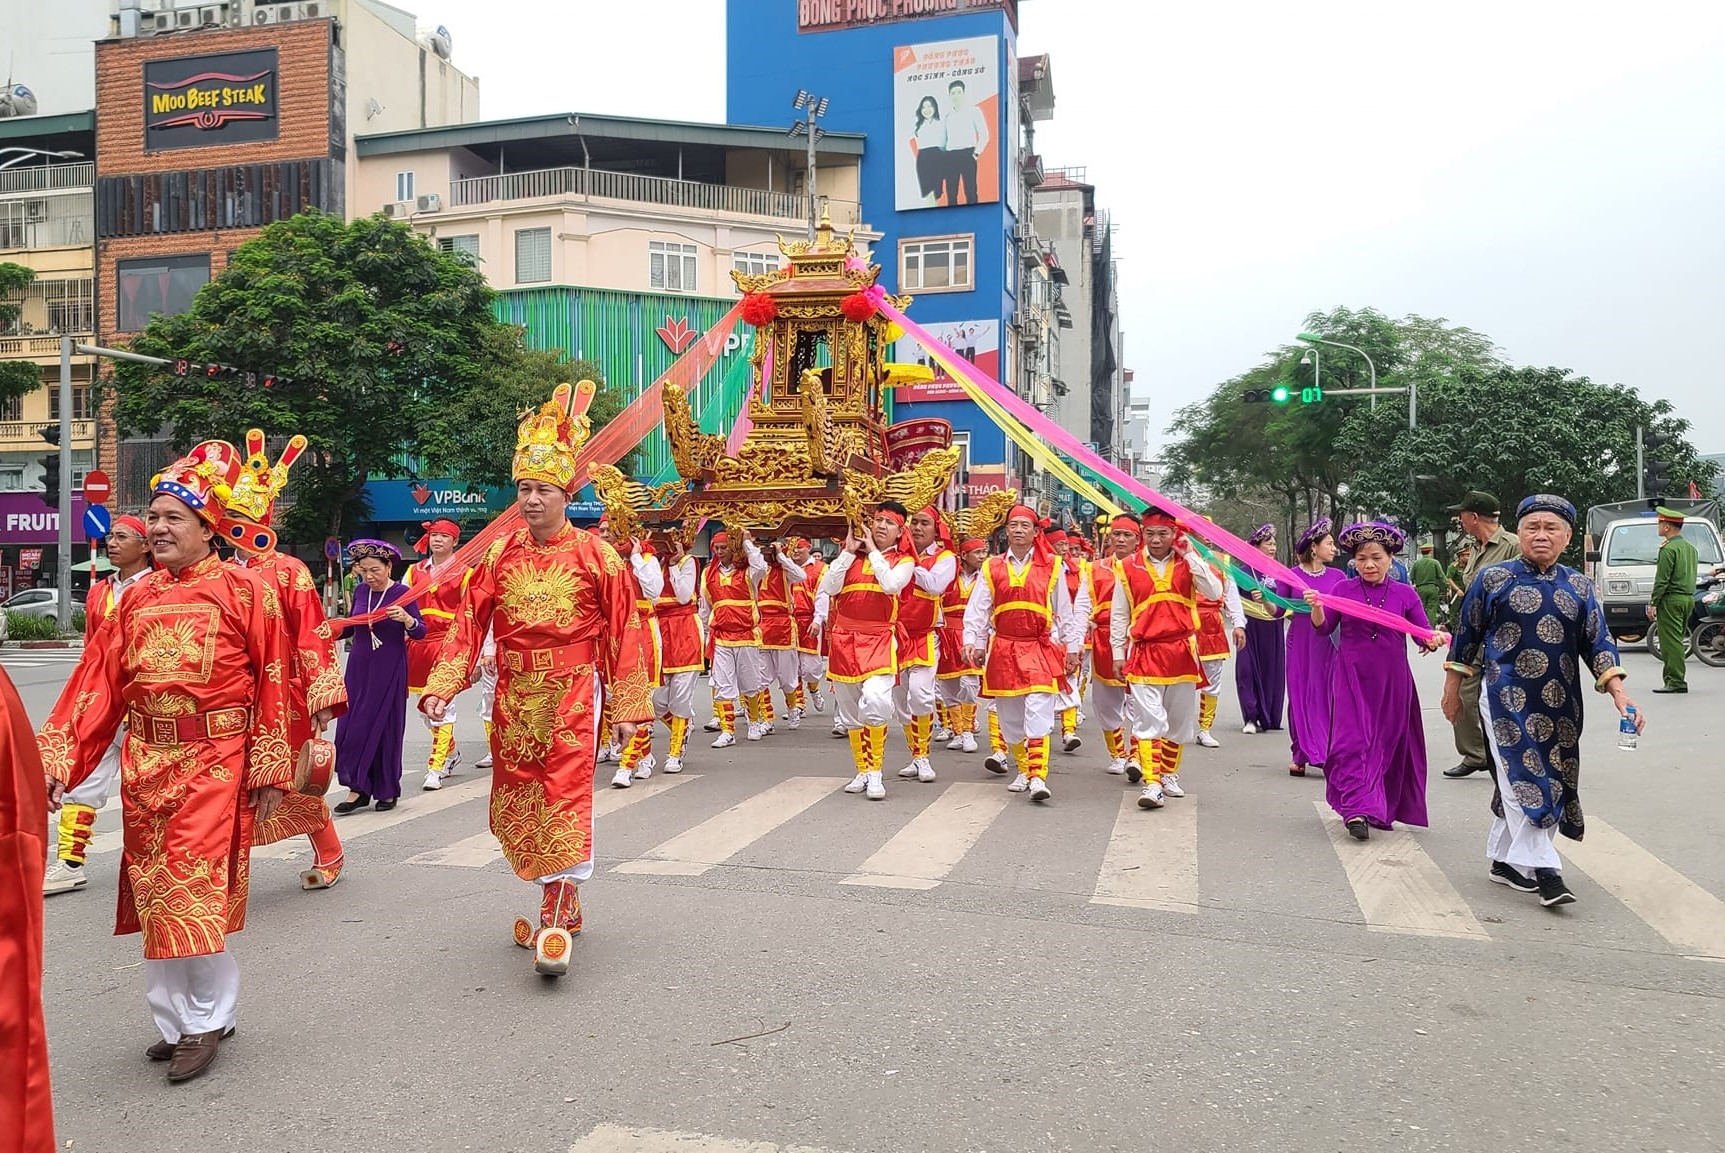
[0,84,39,118]
[417,24,452,60]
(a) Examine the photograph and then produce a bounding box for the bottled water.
[1617,705,1638,752]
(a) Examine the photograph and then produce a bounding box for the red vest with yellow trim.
[938,567,984,678]
[979,553,1067,697]
[655,558,702,675]
[1088,560,1122,685]
[897,545,954,669]
[828,551,903,682]
[794,557,826,655]
[625,560,662,684]
[756,562,798,650]
[704,561,757,647]
[1116,551,1203,685]
[1194,564,1231,661]
[406,558,471,692]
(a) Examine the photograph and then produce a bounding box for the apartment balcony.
[448,166,862,229]
[0,164,96,253]
[0,420,95,449]
[0,277,96,364]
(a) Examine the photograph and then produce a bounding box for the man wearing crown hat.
[405,517,473,791]
[1192,549,1246,750]
[790,537,830,716]
[216,431,351,890]
[422,382,652,977]
[962,504,1089,802]
[43,513,154,896]
[1647,506,1698,694]
[38,439,294,1083]
[1110,507,1223,809]
[893,506,957,783]
[936,536,989,754]
[700,529,772,746]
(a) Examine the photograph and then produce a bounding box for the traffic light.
[1644,429,1674,495]
[38,424,59,447]
[1243,384,1293,404]
[40,454,59,508]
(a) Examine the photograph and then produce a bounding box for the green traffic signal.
[1270,385,1291,403]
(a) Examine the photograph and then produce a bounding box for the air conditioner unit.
[1015,222,1034,243]
[382,202,405,218]
[415,193,442,213]
[200,5,227,27]
[176,9,196,27]
[253,5,272,23]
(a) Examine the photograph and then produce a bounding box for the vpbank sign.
[364,479,512,522]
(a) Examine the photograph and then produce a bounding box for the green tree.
[110,211,560,547]
[0,263,42,404]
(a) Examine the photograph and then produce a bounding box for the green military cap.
[1656,506,1686,524]
[1447,491,1501,516]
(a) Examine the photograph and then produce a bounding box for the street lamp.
[788,91,830,241]
[1296,332,1416,431]
[1299,346,1320,396]
[0,147,84,171]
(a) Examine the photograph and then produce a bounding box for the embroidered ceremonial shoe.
[148,1025,232,1062]
[711,732,738,749]
[1137,783,1165,810]
[299,861,343,890]
[1062,733,1082,753]
[1535,869,1576,908]
[1105,758,1129,776]
[166,1028,227,1083]
[1028,776,1051,802]
[1006,772,1030,793]
[611,768,633,789]
[534,927,574,977]
[865,771,886,800]
[43,859,87,895]
[663,755,685,774]
[959,732,978,753]
[1489,861,1538,893]
[915,758,936,784]
[1196,730,1220,749]
[1161,772,1185,798]
[984,751,1010,775]
[421,771,443,791]
[844,773,870,794]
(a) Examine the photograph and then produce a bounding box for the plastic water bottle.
[1617,706,1638,752]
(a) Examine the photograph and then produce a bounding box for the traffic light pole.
[57,337,72,633]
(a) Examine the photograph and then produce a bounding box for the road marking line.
[1090,789,1200,913]
[840,782,1010,890]
[403,774,701,869]
[571,1123,839,1152]
[1316,803,1489,940]
[613,776,834,877]
[1560,814,1725,961]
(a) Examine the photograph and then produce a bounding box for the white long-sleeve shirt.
[813,547,914,628]
[1110,548,1223,662]
[629,548,665,602]
[664,555,697,605]
[1219,572,1245,631]
[910,542,958,598]
[962,552,1088,655]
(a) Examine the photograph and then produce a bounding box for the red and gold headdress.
[218,428,307,554]
[513,380,598,492]
[151,440,242,526]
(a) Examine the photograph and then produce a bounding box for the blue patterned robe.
[1445,560,1626,840]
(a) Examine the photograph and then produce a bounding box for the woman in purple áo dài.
[333,540,425,814]
[1302,522,1445,841]
[1235,524,1287,736]
[1277,519,1346,777]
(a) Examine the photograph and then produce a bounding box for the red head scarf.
[873,505,915,554]
[111,514,147,539]
[1110,513,1143,538]
[961,538,988,553]
[416,518,461,553]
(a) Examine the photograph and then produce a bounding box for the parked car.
[3,588,86,620]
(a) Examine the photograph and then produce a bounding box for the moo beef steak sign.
[145,48,280,152]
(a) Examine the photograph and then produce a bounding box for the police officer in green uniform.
[1648,506,1698,693]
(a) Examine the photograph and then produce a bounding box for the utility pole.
[789,91,829,241]
[56,336,72,633]
[1635,424,1645,500]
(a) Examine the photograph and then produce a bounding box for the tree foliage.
[0,262,41,405]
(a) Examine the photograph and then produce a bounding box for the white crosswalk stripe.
[614,776,834,877]
[1091,790,1200,913]
[841,781,1010,891]
[1315,803,1490,941]
[1559,815,1725,961]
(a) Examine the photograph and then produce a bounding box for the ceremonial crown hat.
[218,428,307,554]
[513,381,597,492]
[152,440,243,526]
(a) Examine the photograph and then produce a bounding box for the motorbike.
[1646,569,1722,663]
[1694,571,1725,668]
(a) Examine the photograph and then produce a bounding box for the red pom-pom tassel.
[840,292,878,323]
[741,293,779,326]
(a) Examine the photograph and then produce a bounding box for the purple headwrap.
[1249,523,1276,545]
[1337,520,1407,556]
[1295,517,1333,556]
[347,538,401,563]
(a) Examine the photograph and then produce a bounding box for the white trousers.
[835,675,896,729]
[893,663,939,724]
[1480,694,1562,873]
[1200,658,1226,700]
[993,693,1058,744]
[478,665,497,724]
[65,731,124,808]
[798,651,826,684]
[937,674,980,708]
[710,645,764,701]
[760,647,801,693]
[1092,682,1129,733]
[653,670,696,719]
[145,950,239,1043]
[1129,682,1198,744]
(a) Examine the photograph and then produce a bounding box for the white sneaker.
[1161,772,1185,798]
[844,772,869,794]
[945,732,966,751]
[477,750,494,768]
[761,721,775,735]
[916,757,936,783]
[663,755,684,774]
[1241,722,1259,735]
[788,708,802,731]
[704,717,722,732]
[43,859,87,895]
[1062,733,1083,753]
[959,733,978,754]
[831,722,847,738]
[746,723,765,742]
[810,691,826,713]
[898,762,922,779]
[711,732,738,749]
[633,755,655,781]
[1028,776,1051,802]
[1196,730,1220,749]
[1076,710,1087,726]
[985,751,1010,775]
[596,743,617,764]
[1007,772,1030,793]
[865,771,886,800]
[421,771,443,791]
[444,747,462,775]
[610,768,633,789]
[1105,757,1129,775]
[932,726,953,744]
[1137,783,1166,809]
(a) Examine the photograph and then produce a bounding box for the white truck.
[1583,498,1724,642]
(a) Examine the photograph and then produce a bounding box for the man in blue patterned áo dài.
[1442,493,1644,909]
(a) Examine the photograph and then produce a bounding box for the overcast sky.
[418,0,1725,454]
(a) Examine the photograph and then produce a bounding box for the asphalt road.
[13,644,1724,1153]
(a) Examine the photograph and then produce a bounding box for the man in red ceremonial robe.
[649,537,702,774]
[894,506,957,783]
[44,513,153,895]
[422,382,652,978]
[1192,554,1246,750]
[3,664,55,1149]
[935,537,988,754]
[1110,507,1222,810]
[790,538,829,718]
[38,440,294,1084]
[699,531,769,746]
[962,505,1088,803]
[408,517,472,791]
[753,536,809,729]
[217,430,350,888]
[611,533,665,788]
[1091,516,1138,775]
[815,502,916,799]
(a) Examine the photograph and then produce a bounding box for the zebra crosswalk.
[1,646,86,668]
[63,762,1725,962]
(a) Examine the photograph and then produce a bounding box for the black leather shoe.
[1443,763,1485,778]
[333,793,370,814]
[1652,686,1687,694]
[373,798,397,812]
[1345,817,1370,841]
